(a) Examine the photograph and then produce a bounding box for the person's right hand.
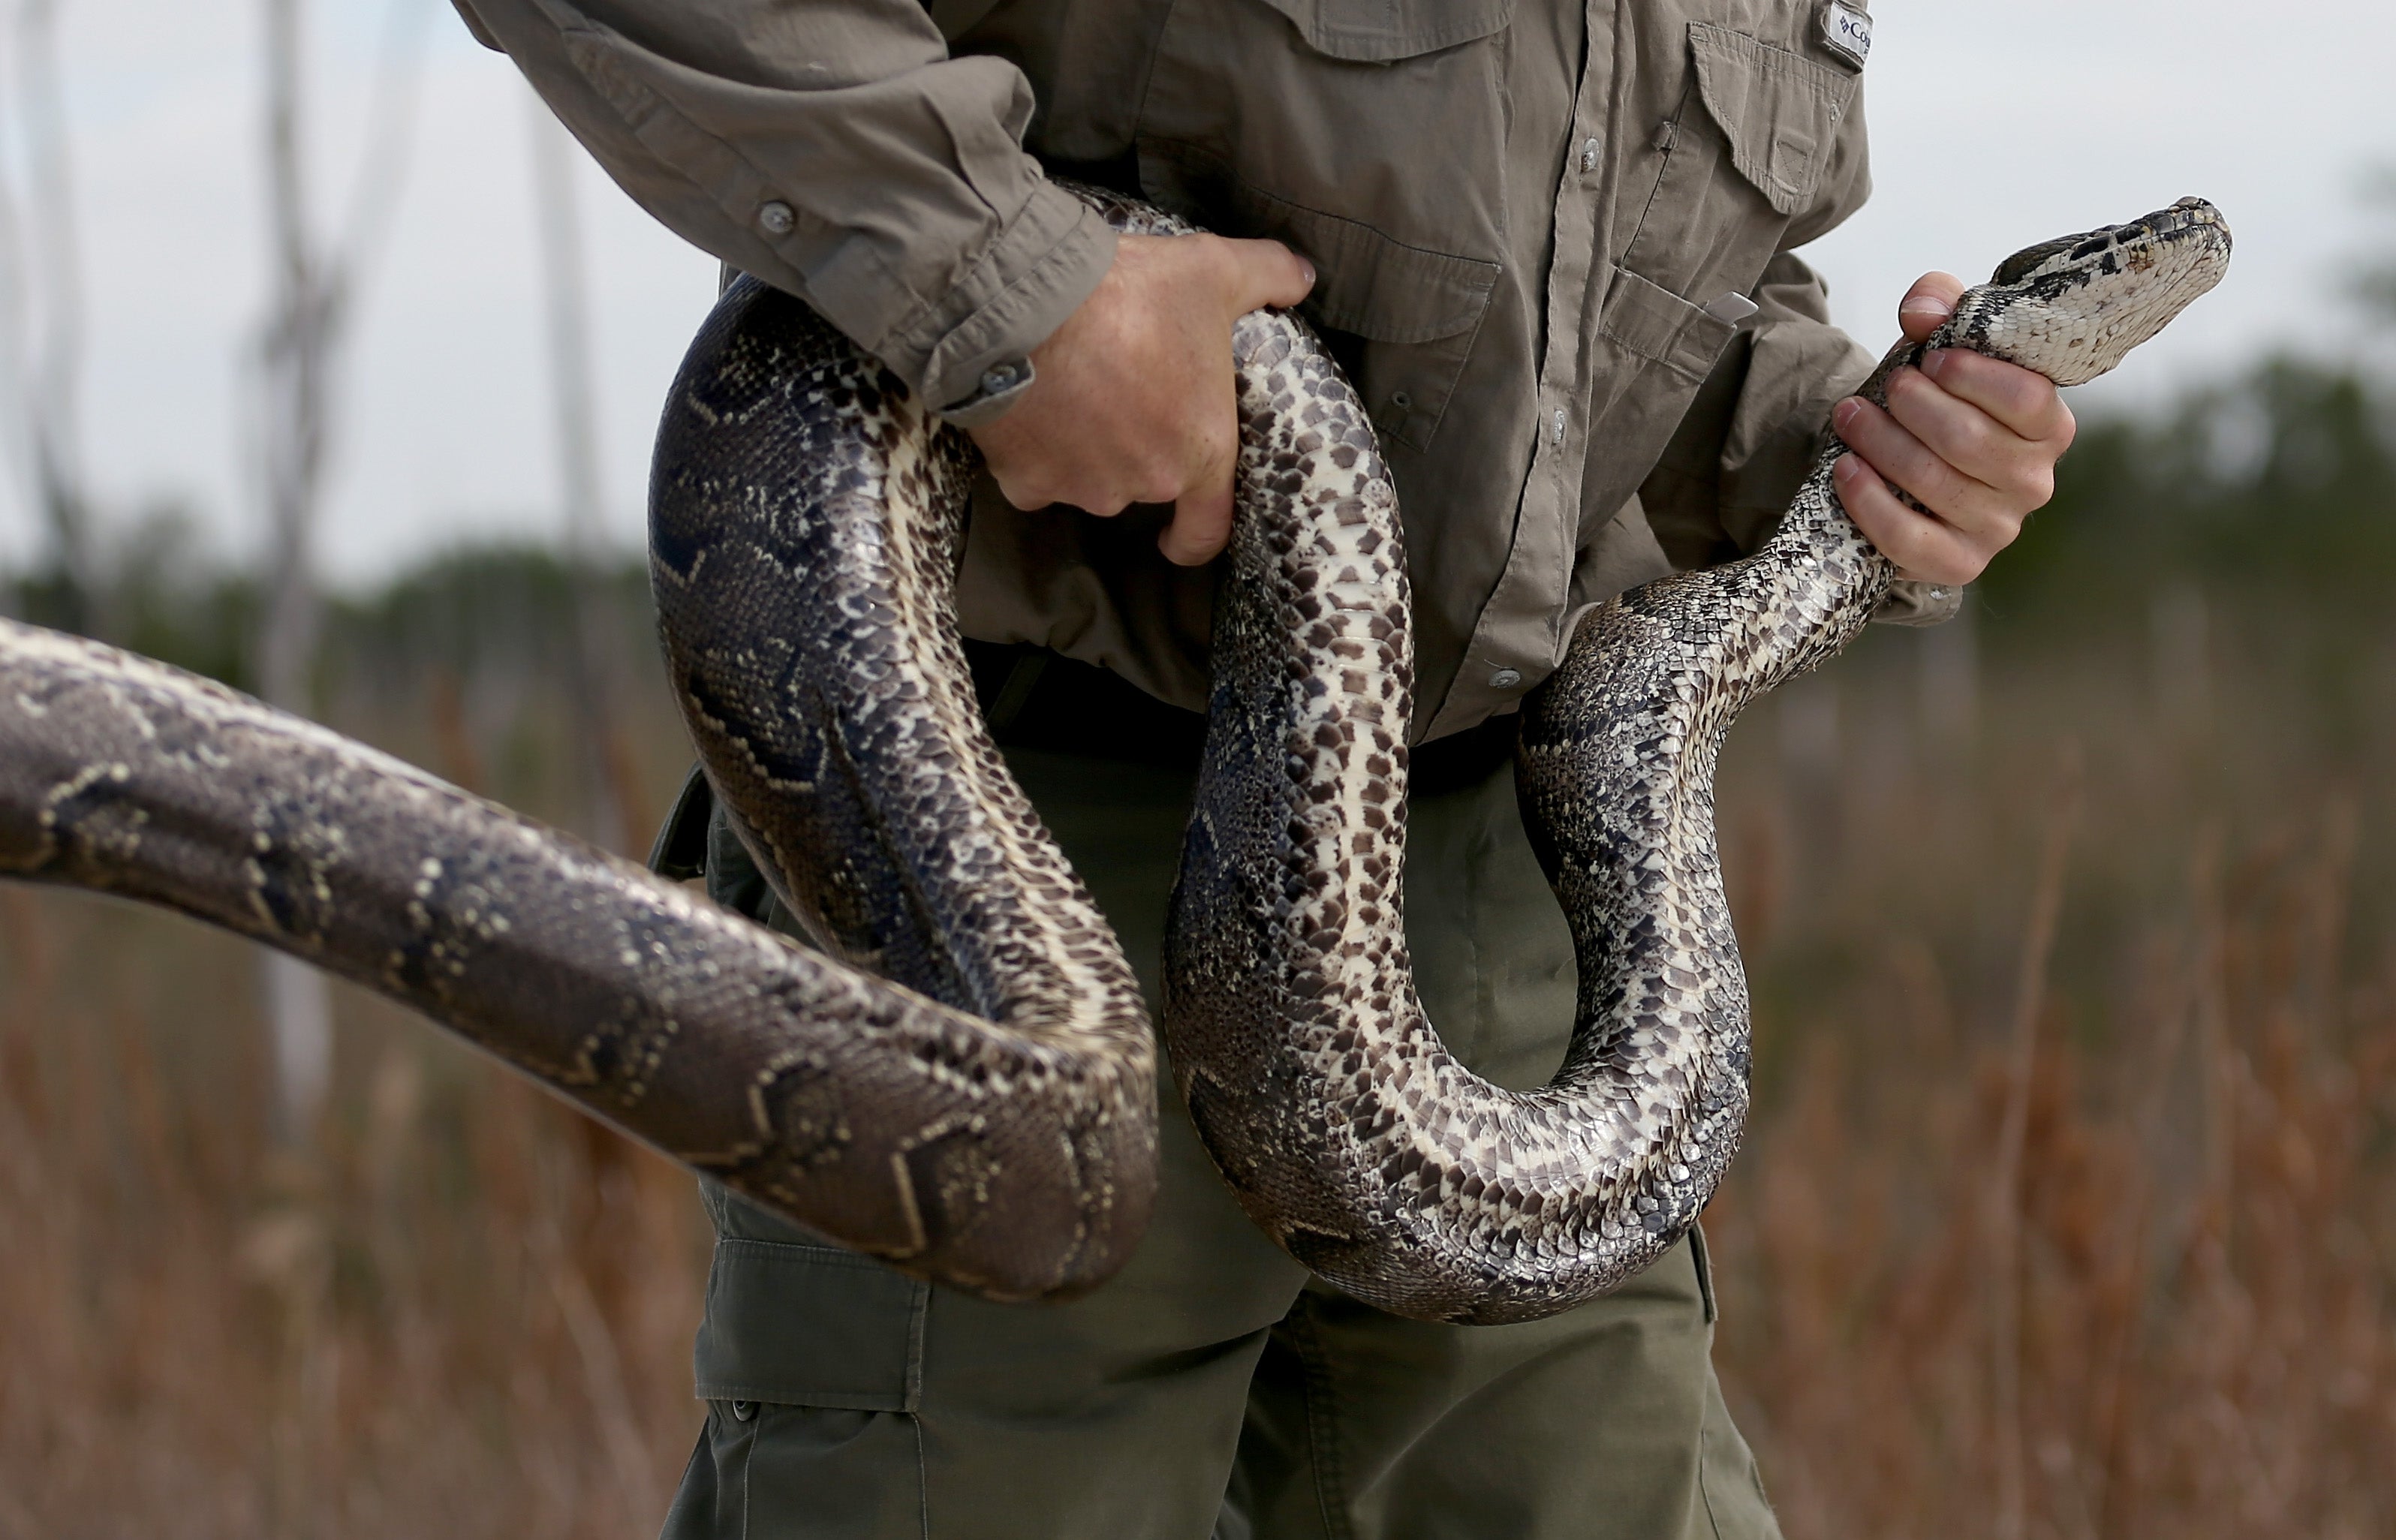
[965,232,1314,567]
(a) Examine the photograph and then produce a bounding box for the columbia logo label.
[1820,2,1871,68]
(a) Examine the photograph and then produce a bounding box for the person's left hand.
[1830,272,2076,587]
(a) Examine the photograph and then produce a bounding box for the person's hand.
[966,232,1315,566]
[1831,272,2076,586]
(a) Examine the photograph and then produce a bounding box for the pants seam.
[1697,1423,1727,1540]
[1292,1300,1356,1540]
[911,1412,931,1540]
[735,1407,753,1540]
[905,1283,931,1409]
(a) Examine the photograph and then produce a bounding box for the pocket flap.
[1250,0,1515,62]
[1139,143,1501,345]
[692,1237,927,1411]
[1687,23,1856,217]
[1274,198,1501,344]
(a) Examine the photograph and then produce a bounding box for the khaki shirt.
[456,0,1955,741]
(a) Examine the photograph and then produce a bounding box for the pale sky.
[0,0,2388,583]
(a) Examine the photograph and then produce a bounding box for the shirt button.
[757,200,796,236]
[1550,408,1567,446]
[980,360,1028,395]
[730,1400,758,1421]
[1490,668,1523,690]
[1579,136,1602,173]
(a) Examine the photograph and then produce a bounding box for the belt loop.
[646,765,715,880]
[983,650,1052,738]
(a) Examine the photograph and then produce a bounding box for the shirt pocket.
[1133,0,1512,451]
[1600,266,1741,388]
[1621,20,1859,308]
[1242,0,1516,59]
[1579,266,1740,496]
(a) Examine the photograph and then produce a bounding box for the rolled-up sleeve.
[453,0,1115,417]
[1639,80,1961,626]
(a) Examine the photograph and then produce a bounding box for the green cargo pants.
[654,725,1779,1540]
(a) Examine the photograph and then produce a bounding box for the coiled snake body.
[0,193,2226,1320]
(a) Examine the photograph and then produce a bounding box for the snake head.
[1946,197,2233,387]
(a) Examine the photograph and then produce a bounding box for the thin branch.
[254,0,337,713]
[251,0,429,1144]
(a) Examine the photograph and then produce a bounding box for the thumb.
[1899,271,1964,342]
[1220,236,1317,314]
[1163,454,1235,567]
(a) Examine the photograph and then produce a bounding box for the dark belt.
[652,644,1519,882]
[960,640,1517,796]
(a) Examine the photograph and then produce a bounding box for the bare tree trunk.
[255,0,343,1144]
[1,0,98,631]
[528,95,637,854]
[249,0,427,1144]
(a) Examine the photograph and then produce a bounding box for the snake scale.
[0,191,2226,1321]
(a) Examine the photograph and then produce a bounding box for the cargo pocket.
[1689,1226,1779,1538]
[1621,22,1858,308]
[1135,0,1510,451]
[670,1228,932,1540]
[1697,1373,1780,1540]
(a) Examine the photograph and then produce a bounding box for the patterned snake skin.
[0,193,2225,1321]
[1169,198,2230,1322]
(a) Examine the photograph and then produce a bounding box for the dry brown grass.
[1705,606,2396,1539]
[2,596,2391,1538]
[0,644,712,1539]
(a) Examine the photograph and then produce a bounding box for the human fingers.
[1163,466,1235,565]
[1916,349,2076,445]
[1882,367,2060,521]
[1216,236,1316,314]
[971,408,1063,511]
[1898,272,1965,342]
[1832,452,1982,586]
[1160,380,1239,564]
[1832,394,2014,543]
[974,400,1166,518]
[983,458,1060,513]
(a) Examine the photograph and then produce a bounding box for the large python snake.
[0,192,2226,1321]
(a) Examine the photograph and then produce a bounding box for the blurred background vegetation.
[5,344,2393,1540]
[6,188,2396,1540]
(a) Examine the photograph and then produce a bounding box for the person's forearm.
[453,0,1113,417]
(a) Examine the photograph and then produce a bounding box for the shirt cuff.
[871,180,1116,425]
